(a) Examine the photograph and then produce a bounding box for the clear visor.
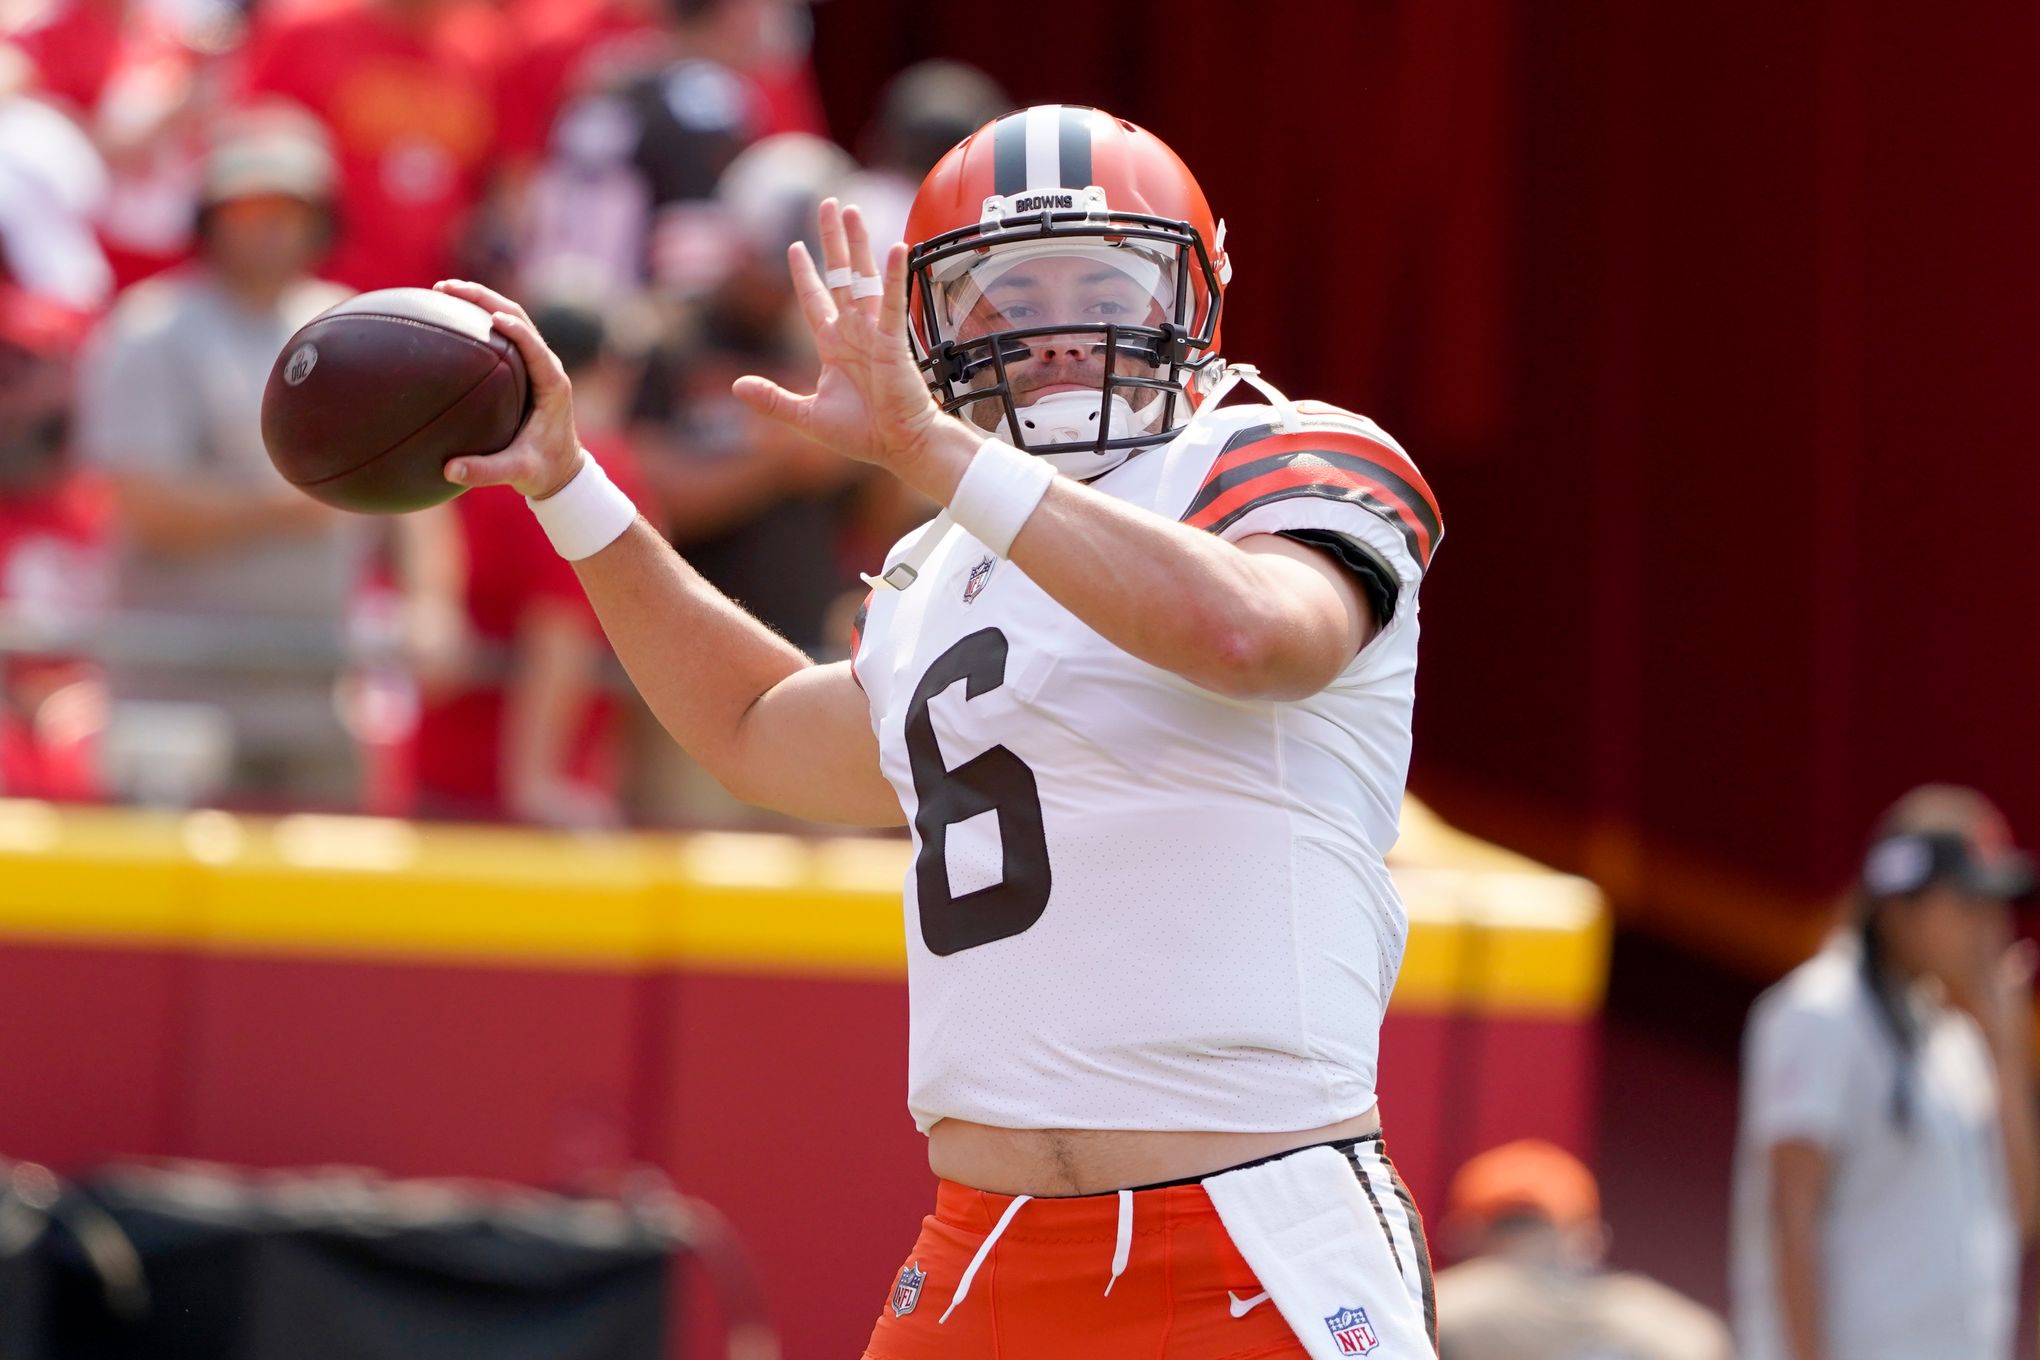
[929,239,1179,350]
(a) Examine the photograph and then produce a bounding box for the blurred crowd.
[0,0,1007,822]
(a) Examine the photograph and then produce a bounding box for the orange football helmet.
[903,105,1231,476]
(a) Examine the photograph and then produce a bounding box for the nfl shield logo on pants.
[1324,1305,1380,1355]
[890,1261,927,1318]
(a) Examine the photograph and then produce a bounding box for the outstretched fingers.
[818,197,858,310]
[841,205,883,318]
[731,374,812,436]
[877,241,911,340]
[787,241,838,337]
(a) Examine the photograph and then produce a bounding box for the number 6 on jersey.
[905,628,1053,955]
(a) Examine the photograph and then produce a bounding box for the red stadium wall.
[808,1,2040,975]
[0,802,1603,1358]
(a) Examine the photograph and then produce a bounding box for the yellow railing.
[0,797,1607,1016]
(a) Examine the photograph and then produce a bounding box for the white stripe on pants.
[1204,1143,1436,1358]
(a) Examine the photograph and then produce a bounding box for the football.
[260,287,530,512]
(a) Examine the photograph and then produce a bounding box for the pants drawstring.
[939,1187,1140,1322]
[939,1194,1031,1324]
[1103,1189,1133,1296]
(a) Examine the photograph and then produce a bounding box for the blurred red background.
[810,0,2040,964]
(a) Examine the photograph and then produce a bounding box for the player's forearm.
[568,518,812,790]
[892,421,1336,699]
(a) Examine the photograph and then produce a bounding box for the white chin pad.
[998,390,1142,476]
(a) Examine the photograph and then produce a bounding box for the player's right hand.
[431,279,583,500]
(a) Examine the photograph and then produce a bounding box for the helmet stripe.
[992,112,1028,196]
[1057,107,1092,189]
[1024,105,1062,189]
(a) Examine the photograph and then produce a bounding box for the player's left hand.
[731,199,957,473]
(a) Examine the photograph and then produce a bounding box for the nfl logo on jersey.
[890,1261,927,1318]
[1323,1305,1380,1355]
[962,555,996,604]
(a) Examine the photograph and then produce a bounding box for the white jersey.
[852,399,1443,1134]
[1731,937,2016,1360]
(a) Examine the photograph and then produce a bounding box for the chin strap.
[861,510,952,592]
[1147,362,1301,516]
[1191,361,1301,431]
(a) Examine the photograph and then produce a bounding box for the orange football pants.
[861,1140,1436,1359]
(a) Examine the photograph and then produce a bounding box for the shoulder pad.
[1182,408,1442,570]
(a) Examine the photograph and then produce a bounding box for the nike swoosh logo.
[1228,1290,1271,1318]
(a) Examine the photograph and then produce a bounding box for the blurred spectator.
[495,0,664,182]
[4,0,124,115]
[0,43,114,308]
[93,5,244,287]
[514,0,818,301]
[0,283,110,799]
[1434,1139,1731,1360]
[407,297,651,827]
[75,109,366,808]
[629,131,861,655]
[4,1,216,289]
[735,0,825,139]
[7,0,246,287]
[501,0,820,171]
[612,130,864,825]
[1732,784,2036,1360]
[841,59,1007,249]
[240,0,502,290]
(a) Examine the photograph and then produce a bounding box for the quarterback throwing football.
[439,105,1443,1360]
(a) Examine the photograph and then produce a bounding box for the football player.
[437,104,1443,1360]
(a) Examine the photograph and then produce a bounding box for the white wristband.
[948,438,1056,556]
[526,450,637,561]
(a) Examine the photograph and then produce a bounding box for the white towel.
[1203,1145,1432,1358]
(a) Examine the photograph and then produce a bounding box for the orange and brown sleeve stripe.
[1183,427,1443,570]
[849,589,873,687]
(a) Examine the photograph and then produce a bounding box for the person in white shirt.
[1732,783,2039,1360]
[77,108,365,807]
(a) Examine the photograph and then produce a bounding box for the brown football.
[261,287,530,512]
